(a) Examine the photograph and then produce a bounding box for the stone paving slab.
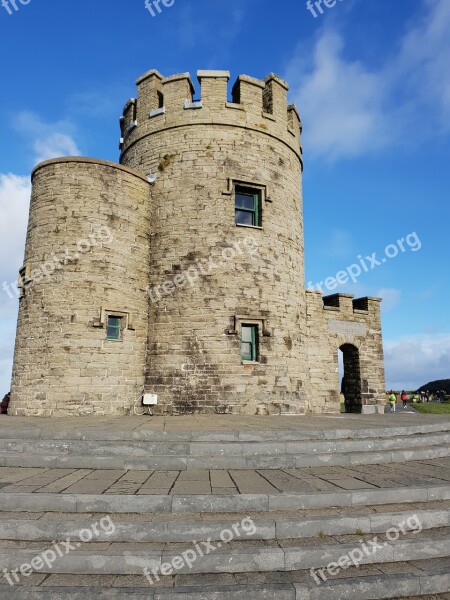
[0,458,448,495]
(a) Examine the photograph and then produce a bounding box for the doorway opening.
[339,344,362,413]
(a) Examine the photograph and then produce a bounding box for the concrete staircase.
[0,415,449,599]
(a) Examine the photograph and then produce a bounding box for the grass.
[411,402,450,414]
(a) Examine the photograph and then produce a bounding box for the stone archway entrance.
[339,344,362,413]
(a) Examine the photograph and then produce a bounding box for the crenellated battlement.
[306,291,382,319]
[119,69,302,161]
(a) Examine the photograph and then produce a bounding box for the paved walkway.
[1,412,449,433]
[0,457,448,495]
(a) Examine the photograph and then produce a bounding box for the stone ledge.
[31,156,150,184]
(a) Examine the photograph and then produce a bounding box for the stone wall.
[10,158,150,416]
[305,291,386,414]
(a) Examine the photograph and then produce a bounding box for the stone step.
[1,483,448,514]
[0,420,448,443]
[0,506,447,543]
[1,442,449,471]
[0,431,448,457]
[0,529,448,576]
[1,560,449,599]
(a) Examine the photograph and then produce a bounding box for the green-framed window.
[241,324,258,362]
[235,186,261,227]
[106,316,122,341]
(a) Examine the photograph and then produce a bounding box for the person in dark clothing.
[0,392,10,415]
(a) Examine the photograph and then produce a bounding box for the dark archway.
[340,344,362,413]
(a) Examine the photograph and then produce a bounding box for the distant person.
[401,390,407,408]
[0,392,10,415]
[420,390,425,403]
[388,392,397,413]
[426,390,430,403]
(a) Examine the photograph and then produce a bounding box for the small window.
[241,324,258,362]
[235,186,261,227]
[106,316,122,340]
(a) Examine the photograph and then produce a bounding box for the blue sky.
[0,0,449,392]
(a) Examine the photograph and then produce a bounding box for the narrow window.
[235,186,261,227]
[106,316,122,341]
[241,324,258,362]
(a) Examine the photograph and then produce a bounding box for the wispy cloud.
[286,0,450,160]
[0,173,31,394]
[0,320,16,396]
[13,111,81,166]
[377,288,401,312]
[0,173,31,308]
[384,333,450,390]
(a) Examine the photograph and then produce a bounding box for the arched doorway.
[339,344,362,413]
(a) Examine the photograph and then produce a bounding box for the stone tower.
[119,70,306,415]
[9,69,386,417]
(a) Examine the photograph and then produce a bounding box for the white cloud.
[377,288,401,312]
[0,174,30,396]
[34,133,80,165]
[384,333,450,390]
[0,173,31,309]
[286,0,450,160]
[286,30,389,160]
[0,320,17,396]
[395,0,450,132]
[13,111,81,166]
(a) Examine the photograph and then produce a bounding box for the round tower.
[120,69,306,415]
[10,158,150,416]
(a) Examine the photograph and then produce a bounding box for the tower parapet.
[120,70,302,166]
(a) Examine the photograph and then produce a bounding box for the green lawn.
[411,402,450,414]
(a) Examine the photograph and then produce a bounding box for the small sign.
[143,394,158,406]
